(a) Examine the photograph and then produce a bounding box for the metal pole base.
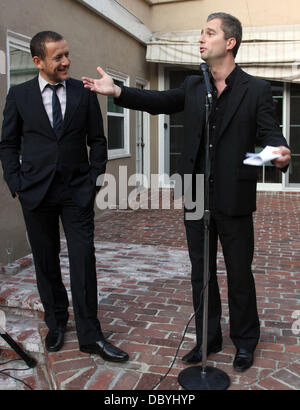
[178,366,230,390]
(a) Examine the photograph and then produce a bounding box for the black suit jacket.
[0,76,107,210]
[116,66,289,216]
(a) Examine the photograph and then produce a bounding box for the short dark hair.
[207,12,242,58]
[30,31,64,59]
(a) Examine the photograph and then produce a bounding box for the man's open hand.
[82,67,121,98]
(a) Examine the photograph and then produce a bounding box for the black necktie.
[47,84,63,136]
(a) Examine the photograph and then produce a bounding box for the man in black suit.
[0,31,128,362]
[82,13,291,371]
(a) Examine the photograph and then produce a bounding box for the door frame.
[136,77,150,188]
[158,64,172,187]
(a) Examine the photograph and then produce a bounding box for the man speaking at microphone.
[83,12,291,371]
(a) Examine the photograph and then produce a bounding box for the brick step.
[0,258,45,360]
[0,240,193,323]
[0,254,42,318]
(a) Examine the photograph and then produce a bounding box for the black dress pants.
[184,188,260,352]
[21,173,104,345]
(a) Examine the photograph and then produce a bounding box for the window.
[7,31,38,88]
[107,73,130,159]
[257,81,284,184]
[287,83,300,186]
[0,50,5,75]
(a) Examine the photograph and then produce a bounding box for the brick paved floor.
[0,192,299,390]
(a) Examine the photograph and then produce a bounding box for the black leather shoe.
[182,343,222,364]
[45,327,66,352]
[80,340,129,362]
[233,349,254,372]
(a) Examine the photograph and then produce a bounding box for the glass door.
[287,83,300,187]
[136,85,144,177]
[167,68,198,176]
[257,81,283,186]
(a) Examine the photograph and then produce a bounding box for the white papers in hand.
[243,146,281,166]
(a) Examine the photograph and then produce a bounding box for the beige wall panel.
[150,0,300,31]
[117,0,152,27]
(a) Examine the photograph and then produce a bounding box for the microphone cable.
[151,270,210,390]
[0,358,34,390]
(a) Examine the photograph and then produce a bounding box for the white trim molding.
[136,77,151,187]
[0,50,5,75]
[106,69,130,160]
[6,30,32,89]
[76,0,152,44]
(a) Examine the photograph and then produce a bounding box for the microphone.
[200,63,213,105]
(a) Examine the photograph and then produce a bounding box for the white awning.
[146,24,300,83]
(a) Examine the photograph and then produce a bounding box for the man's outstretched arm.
[83,67,185,116]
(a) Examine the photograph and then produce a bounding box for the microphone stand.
[0,327,37,368]
[178,68,230,390]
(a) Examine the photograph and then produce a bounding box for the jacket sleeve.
[114,82,185,115]
[86,90,108,185]
[0,87,22,197]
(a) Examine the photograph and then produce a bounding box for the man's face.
[199,18,233,63]
[34,40,71,84]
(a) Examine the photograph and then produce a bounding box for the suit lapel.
[216,67,249,143]
[62,78,83,138]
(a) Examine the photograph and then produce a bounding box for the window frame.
[284,82,300,188]
[106,70,130,160]
[7,30,34,89]
[257,80,284,186]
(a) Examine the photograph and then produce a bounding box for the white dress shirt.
[38,74,67,127]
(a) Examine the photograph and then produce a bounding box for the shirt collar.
[38,73,66,92]
[225,65,238,88]
[210,65,238,89]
